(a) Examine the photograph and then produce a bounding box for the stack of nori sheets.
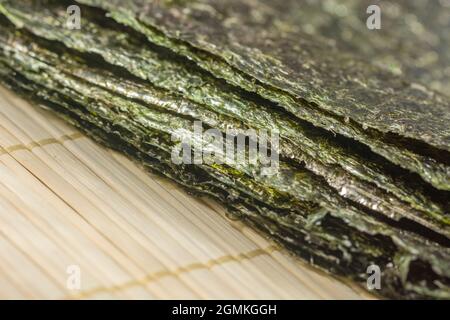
[0,0,449,299]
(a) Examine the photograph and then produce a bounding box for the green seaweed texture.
[0,0,450,299]
[1,0,449,236]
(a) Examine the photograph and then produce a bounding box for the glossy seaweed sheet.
[2,23,450,299]
[2,58,450,300]
[1,0,449,239]
[72,0,450,150]
[72,0,450,191]
[1,0,450,299]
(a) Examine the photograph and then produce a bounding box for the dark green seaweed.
[1,1,450,299]
[71,0,450,190]
[1,66,450,299]
[1,1,449,237]
[2,26,450,237]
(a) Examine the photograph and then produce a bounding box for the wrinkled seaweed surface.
[1,1,449,237]
[1,0,450,299]
[2,67,450,299]
[74,0,450,190]
[2,31,450,298]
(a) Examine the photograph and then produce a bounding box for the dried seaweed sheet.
[1,0,450,299]
[3,24,450,241]
[2,66,450,299]
[1,0,449,238]
[72,0,450,191]
[3,25,450,265]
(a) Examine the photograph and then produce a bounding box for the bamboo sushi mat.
[0,85,372,299]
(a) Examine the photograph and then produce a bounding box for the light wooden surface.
[0,85,370,299]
